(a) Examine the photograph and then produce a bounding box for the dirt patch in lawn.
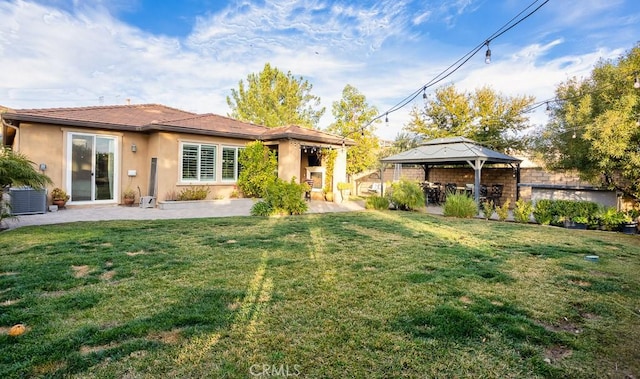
[568,279,591,287]
[148,329,183,345]
[539,319,582,334]
[71,265,92,278]
[32,360,66,376]
[100,270,116,281]
[1,298,21,306]
[126,250,148,256]
[0,272,18,277]
[544,345,573,363]
[80,342,122,355]
[459,296,473,304]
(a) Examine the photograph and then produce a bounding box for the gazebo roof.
[380,137,521,165]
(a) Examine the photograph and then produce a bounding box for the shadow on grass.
[393,297,570,378]
[0,288,242,378]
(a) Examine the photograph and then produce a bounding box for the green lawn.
[1,211,639,378]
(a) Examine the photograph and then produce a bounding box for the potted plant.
[571,216,589,230]
[123,188,136,206]
[620,211,638,235]
[51,187,69,208]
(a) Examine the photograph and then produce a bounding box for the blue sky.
[1,0,639,139]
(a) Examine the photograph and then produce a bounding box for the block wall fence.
[356,165,593,208]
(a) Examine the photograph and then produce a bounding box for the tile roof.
[2,104,354,145]
[2,104,197,130]
[148,113,269,139]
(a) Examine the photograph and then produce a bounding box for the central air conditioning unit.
[8,187,47,215]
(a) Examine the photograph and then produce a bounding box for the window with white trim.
[181,143,216,182]
[222,146,244,182]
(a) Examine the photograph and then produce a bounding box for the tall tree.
[533,44,640,200]
[404,84,534,152]
[326,84,380,175]
[227,63,325,129]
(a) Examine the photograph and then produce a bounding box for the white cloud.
[1,0,638,144]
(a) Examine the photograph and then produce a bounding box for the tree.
[326,84,380,176]
[387,132,423,155]
[404,84,534,152]
[0,147,52,228]
[227,63,325,129]
[533,44,640,201]
[237,141,278,198]
[0,147,52,189]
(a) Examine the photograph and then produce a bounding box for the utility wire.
[362,0,550,132]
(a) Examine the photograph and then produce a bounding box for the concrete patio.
[2,199,367,230]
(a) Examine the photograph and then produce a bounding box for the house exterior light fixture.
[131,143,137,152]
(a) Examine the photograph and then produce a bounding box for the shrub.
[596,207,626,231]
[386,180,425,211]
[250,201,274,217]
[177,186,210,201]
[513,199,533,223]
[238,141,278,198]
[533,199,554,225]
[365,195,389,210]
[496,198,511,221]
[443,193,477,218]
[480,200,494,220]
[251,178,308,216]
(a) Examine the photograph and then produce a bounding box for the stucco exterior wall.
[13,120,349,206]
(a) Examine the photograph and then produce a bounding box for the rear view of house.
[1,104,351,206]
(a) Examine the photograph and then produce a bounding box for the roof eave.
[2,114,139,132]
[142,124,259,140]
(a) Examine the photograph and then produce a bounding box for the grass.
[0,211,639,378]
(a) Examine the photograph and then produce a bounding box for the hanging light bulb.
[545,102,551,115]
[634,74,640,89]
[385,113,389,123]
[484,41,491,64]
[572,131,576,139]
[422,87,427,99]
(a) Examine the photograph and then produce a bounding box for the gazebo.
[380,137,522,204]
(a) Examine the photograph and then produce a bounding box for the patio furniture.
[367,182,381,194]
[465,183,474,196]
[479,184,488,203]
[422,183,441,205]
[488,184,504,207]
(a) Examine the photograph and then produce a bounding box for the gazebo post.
[467,158,485,205]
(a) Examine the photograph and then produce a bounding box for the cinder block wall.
[360,165,603,209]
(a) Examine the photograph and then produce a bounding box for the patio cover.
[380,137,522,204]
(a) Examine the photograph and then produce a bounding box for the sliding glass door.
[69,133,118,203]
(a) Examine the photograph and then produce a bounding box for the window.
[222,146,243,181]
[181,143,216,182]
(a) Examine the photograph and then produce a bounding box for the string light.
[545,102,551,114]
[484,41,491,64]
[345,0,550,138]
[634,73,640,89]
[385,113,389,123]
